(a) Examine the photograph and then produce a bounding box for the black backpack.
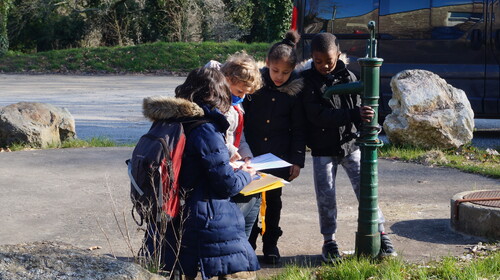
[126,118,208,226]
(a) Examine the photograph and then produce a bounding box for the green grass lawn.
[0,41,269,74]
[6,137,130,151]
[269,250,500,280]
[379,144,500,179]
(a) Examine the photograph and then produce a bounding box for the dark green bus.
[291,0,500,118]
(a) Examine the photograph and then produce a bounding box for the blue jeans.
[312,150,385,236]
[236,195,262,237]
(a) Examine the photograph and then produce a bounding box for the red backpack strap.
[233,106,244,148]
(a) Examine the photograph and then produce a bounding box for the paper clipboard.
[240,173,285,196]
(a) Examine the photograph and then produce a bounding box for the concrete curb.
[451,190,500,240]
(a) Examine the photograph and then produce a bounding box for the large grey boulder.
[0,241,166,280]
[0,102,76,148]
[383,70,474,149]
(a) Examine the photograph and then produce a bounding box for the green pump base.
[355,231,381,258]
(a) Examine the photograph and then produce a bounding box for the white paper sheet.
[234,153,292,171]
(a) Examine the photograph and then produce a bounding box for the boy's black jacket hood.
[311,59,351,81]
[261,67,304,96]
[301,59,356,96]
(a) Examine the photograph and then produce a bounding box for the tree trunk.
[0,0,10,55]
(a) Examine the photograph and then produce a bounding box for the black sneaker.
[380,234,397,257]
[263,246,281,264]
[322,240,341,262]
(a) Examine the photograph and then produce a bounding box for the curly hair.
[220,51,263,93]
[175,67,231,113]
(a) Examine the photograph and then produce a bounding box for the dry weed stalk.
[132,181,190,279]
[95,172,189,278]
[105,177,136,257]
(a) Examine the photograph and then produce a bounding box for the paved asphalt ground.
[1,74,499,148]
[0,74,499,278]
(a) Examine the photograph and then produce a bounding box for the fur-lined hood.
[142,96,205,121]
[261,68,304,97]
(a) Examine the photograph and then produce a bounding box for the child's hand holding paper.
[239,162,256,177]
[234,153,291,171]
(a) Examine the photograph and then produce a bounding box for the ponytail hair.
[267,30,301,67]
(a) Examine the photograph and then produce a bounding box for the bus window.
[377,0,490,116]
[294,0,499,117]
[298,0,378,60]
[303,0,378,35]
[379,1,431,39]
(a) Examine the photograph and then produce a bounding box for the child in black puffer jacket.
[300,32,397,262]
[243,30,306,264]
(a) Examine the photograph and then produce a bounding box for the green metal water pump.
[322,21,384,258]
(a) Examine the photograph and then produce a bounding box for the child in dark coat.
[142,68,259,279]
[300,33,397,262]
[243,30,306,264]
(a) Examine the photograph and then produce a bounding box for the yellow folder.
[240,173,285,196]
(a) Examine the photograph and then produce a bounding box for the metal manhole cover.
[463,190,500,208]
